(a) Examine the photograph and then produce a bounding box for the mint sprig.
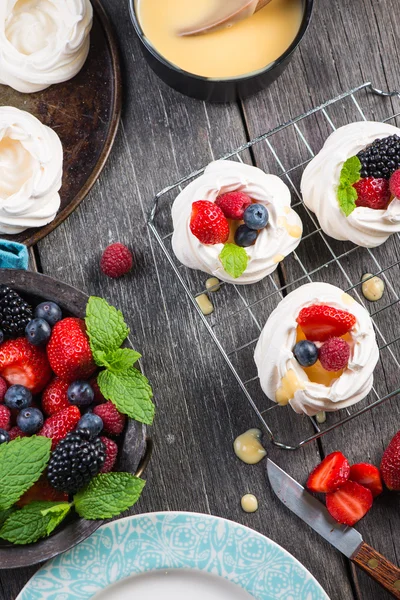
[219,243,249,279]
[75,473,145,520]
[0,501,69,545]
[0,437,51,511]
[85,297,154,421]
[337,156,361,216]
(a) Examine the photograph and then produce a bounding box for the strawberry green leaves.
[85,297,154,422]
[219,243,249,279]
[337,156,361,217]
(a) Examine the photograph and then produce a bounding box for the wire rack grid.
[148,82,400,450]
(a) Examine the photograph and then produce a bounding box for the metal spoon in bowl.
[178,0,273,37]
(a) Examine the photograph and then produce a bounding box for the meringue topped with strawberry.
[171,160,303,284]
[301,121,400,248]
[254,282,379,416]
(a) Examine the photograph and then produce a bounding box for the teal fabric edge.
[0,241,29,270]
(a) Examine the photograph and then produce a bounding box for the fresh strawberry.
[215,192,252,220]
[47,318,96,382]
[39,405,81,450]
[380,431,400,491]
[0,338,52,394]
[8,426,26,441]
[190,200,229,245]
[297,305,356,342]
[389,169,400,199]
[90,377,106,405]
[353,177,390,210]
[0,376,7,403]
[93,402,125,436]
[100,436,118,472]
[350,463,383,498]
[17,474,68,507]
[307,451,350,493]
[319,338,350,371]
[326,480,373,526]
[0,405,11,431]
[42,378,70,416]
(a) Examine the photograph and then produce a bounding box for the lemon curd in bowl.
[135,0,303,80]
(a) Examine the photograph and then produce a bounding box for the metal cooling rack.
[148,82,400,450]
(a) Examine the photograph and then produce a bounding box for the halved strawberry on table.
[307,451,350,493]
[0,338,52,394]
[326,480,373,526]
[297,305,356,342]
[350,463,383,498]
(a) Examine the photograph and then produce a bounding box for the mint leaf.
[98,368,154,425]
[85,297,129,355]
[74,473,145,519]
[0,507,15,528]
[337,156,361,217]
[219,243,249,279]
[340,156,361,185]
[0,437,51,511]
[40,503,72,536]
[93,348,141,373]
[0,502,68,544]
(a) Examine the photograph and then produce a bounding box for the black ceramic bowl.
[0,270,150,569]
[129,0,313,103]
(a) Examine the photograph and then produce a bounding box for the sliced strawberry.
[307,451,350,493]
[350,463,383,498]
[0,338,52,394]
[326,480,373,526]
[297,305,356,342]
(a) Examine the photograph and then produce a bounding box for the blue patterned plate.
[17,512,329,600]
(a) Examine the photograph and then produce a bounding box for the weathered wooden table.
[1,0,399,598]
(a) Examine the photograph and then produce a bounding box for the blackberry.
[0,286,33,337]
[47,429,106,495]
[357,135,400,179]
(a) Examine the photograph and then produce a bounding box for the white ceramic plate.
[18,512,329,600]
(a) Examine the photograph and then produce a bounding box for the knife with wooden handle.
[267,459,400,598]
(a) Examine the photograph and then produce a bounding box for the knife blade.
[267,458,400,599]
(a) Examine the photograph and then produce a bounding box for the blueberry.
[293,340,319,367]
[243,204,269,230]
[34,301,62,327]
[4,385,32,410]
[77,412,103,437]
[17,407,44,434]
[25,318,52,346]
[0,429,9,444]
[234,225,258,247]
[68,381,94,406]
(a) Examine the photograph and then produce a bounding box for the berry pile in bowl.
[0,271,153,568]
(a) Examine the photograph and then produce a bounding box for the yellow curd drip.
[277,216,302,238]
[136,0,303,79]
[276,369,305,405]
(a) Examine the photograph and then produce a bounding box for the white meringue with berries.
[254,282,379,416]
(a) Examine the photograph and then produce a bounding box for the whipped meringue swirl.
[0,0,93,93]
[301,121,400,248]
[171,160,303,284]
[0,106,63,234]
[254,282,379,416]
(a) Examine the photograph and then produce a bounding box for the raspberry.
[100,243,133,278]
[297,305,356,342]
[0,376,7,403]
[215,192,252,220]
[353,177,390,210]
[0,405,11,431]
[42,378,70,416]
[319,337,350,371]
[190,201,229,245]
[8,426,26,440]
[100,436,118,472]
[389,169,400,198]
[93,402,125,436]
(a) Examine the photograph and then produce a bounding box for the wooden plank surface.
[1,0,400,598]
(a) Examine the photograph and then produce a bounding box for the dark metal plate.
[0,0,122,247]
[0,270,146,569]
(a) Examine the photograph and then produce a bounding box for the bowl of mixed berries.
[0,270,154,568]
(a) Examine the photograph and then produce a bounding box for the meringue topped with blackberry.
[301,121,400,248]
[171,160,303,284]
[254,282,379,416]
